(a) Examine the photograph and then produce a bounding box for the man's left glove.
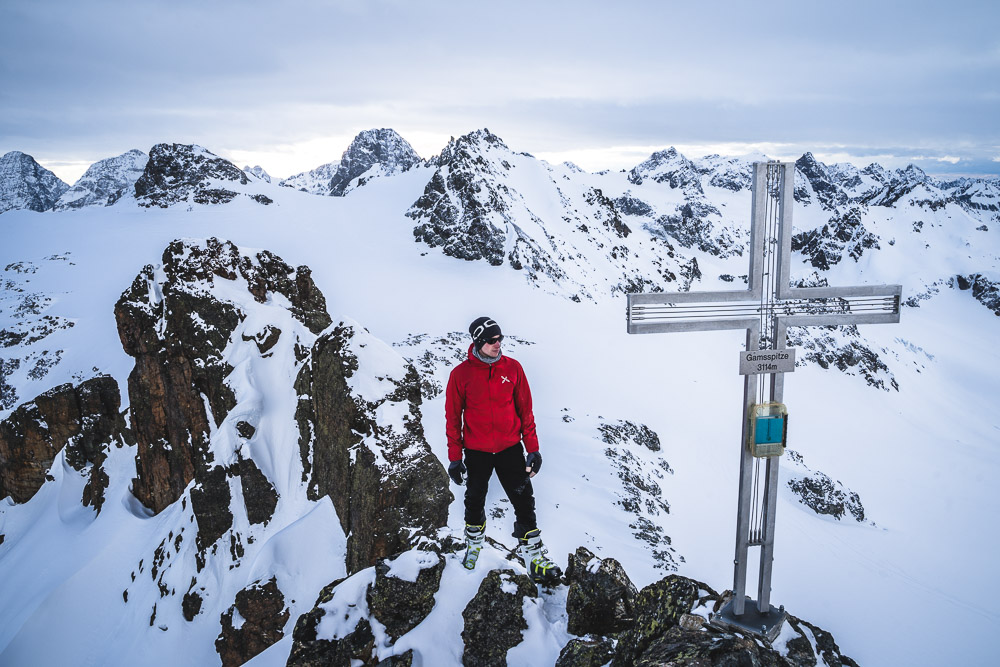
[449,460,467,485]
[525,451,542,477]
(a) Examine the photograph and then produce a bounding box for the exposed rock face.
[367,551,445,641]
[0,376,124,509]
[134,143,272,208]
[215,578,289,667]
[795,152,848,210]
[608,575,861,667]
[329,128,422,196]
[461,569,537,667]
[286,551,859,667]
[114,237,331,514]
[0,150,69,213]
[294,322,451,573]
[565,547,638,636]
[556,638,616,667]
[785,451,869,523]
[956,273,1000,316]
[789,323,898,392]
[279,161,340,195]
[628,147,704,196]
[792,207,880,270]
[54,149,148,210]
[694,154,757,192]
[788,473,867,522]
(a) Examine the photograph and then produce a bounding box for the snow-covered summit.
[53,149,148,210]
[242,165,272,183]
[0,151,69,214]
[279,161,340,195]
[328,128,422,196]
[628,147,704,195]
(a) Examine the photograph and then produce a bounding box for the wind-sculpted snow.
[54,149,148,210]
[0,151,69,214]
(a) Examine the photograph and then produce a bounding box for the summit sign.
[739,348,796,375]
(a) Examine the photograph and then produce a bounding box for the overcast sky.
[2,0,998,183]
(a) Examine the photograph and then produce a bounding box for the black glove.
[449,460,467,485]
[526,451,542,476]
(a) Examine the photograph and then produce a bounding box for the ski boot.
[514,526,562,584]
[463,523,486,570]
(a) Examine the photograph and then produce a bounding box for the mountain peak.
[329,128,422,196]
[628,146,703,194]
[0,151,70,214]
[54,149,148,210]
[134,143,272,208]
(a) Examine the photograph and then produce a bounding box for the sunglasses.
[482,335,503,344]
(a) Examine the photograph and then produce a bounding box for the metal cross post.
[626,162,901,640]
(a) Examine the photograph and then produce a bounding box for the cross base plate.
[711,597,788,643]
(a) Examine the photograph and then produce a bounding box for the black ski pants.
[463,443,537,531]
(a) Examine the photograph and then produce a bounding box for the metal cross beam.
[626,162,901,638]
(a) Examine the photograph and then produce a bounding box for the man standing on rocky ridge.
[445,316,562,584]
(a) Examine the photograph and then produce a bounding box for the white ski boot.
[463,523,486,570]
[515,527,562,584]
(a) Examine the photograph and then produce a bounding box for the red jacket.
[445,345,539,462]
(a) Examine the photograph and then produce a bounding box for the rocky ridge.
[134,144,274,208]
[0,151,69,214]
[285,541,858,667]
[407,129,689,300]
[1,237,454,666]
[54,149,148,210]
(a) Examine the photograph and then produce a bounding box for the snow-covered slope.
[0,129,998,666]
[53,149,148,210]
[0,151,69,214]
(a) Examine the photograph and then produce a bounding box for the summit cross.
[626,161,901,638]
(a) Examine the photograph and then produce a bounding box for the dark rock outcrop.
[785,451,868,523]
[367,552,445,641]
[0,150,69,214]
[115,237,331,514]
[955,273,1000,316]
[556,638,616,667]
[461,569,537,667]
[134,143,270,208]
[565,547,638,636]
[329,129,422,196]
[792,207,880,270]
[795,152,848,210]
[286,578,376,667]
[215,578,289,667]
[0,376,124,509]
[294,323,451,573]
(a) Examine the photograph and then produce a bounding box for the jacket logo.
[501,376,511,384]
